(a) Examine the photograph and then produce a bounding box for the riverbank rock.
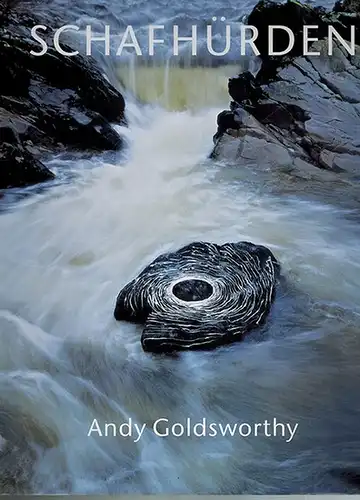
[0,138,55,189]
[114,241,280,353]
[0,5,125,189]
[212,0,360,189]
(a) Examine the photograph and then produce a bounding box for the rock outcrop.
[0,4,126,189]
[212,0,360,189]
[114,241,280,353]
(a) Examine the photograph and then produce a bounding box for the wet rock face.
[334,0,360,11]
[0,8,126,189]
[334,0,360,25]
[114,241,280,353]
[212,0,360,187]
[228,71,264,105]
[0,139,55,189]
[248,0,328,60]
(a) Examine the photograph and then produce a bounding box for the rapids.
[1,0,360,491]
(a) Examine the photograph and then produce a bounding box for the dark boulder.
[228,71,264,104]
[0,7,126,189]
[247,0,328,58]
[244,101,310,130]
[334,0,360,11]
[247,0,360,82]
[114,241,280,353]
[0,33,125,151]
[211,0,360,191]
[333,0,360,46]
[0,122,54,189]
[247,0,329,82]
[213,110,241,143]
[0,142,55,189]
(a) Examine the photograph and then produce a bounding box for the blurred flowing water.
[1,0,360,494]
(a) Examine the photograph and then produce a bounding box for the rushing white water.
[1,65,360,493]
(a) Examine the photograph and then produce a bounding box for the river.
[1,0,360,494]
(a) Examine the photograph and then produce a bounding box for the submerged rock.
[0,6,125,189]
[212,0,360,189]
[0,435,34,494]
[114,241,280,352]
[329,468,360,491]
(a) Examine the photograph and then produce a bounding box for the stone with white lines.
[114,241,280,352]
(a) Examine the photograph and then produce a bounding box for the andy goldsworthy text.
[87,417,299,443]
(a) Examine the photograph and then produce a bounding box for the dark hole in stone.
[172,279,213,302]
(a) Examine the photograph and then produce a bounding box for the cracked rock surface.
[212,0,360,206]
[0,5,125,189]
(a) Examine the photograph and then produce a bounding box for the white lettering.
[173,25,197,56]
[86,25,110,56]
[116,25,142,56]
[303,25,320,56]
[149,25,164,56]
[30,25,48,56]
[54,25,79,56]
[328,25,355,55]
[87,418,103,436]
[240,25,260,56]
[268,25,295,56]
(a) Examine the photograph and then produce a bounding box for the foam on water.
[1,64,360,493]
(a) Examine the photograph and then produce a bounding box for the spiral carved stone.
[114,241,280,352]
